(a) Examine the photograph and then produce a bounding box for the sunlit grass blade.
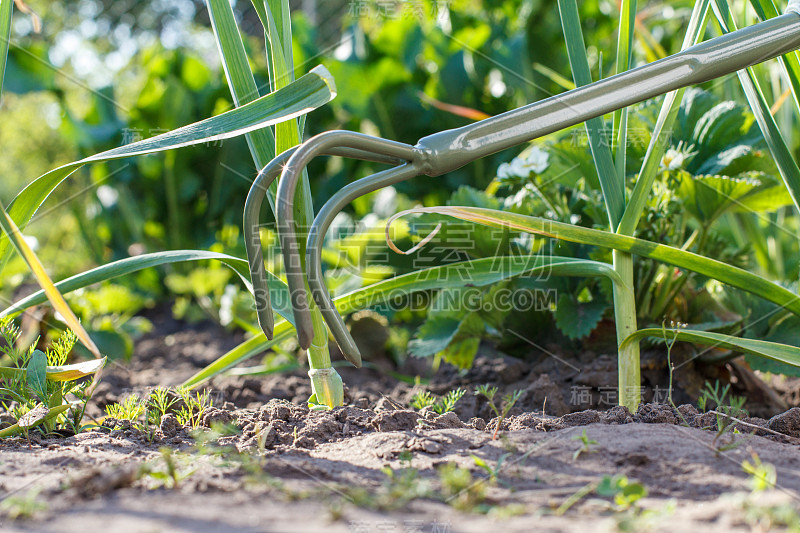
[613,0,636,182]
[0,0,12,94]
[618,0,710,236]
[0,357,106,381]
[390,206,800,317]
[532,62,575,91]
[183,323,294,389]
[1,249,294,326]
[557,0,624,227]
[182,254,618,388]
[711,0,800,214]
[0,66,336,273]
[0,201,101,358]
[634,17,668,61]
[207,0,277,175]
[0,404,70,439]
[621,328,800,369]
[748,0,800,115]
[266,0,294,87]
[262,0,314,228]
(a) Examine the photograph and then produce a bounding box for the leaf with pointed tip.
[0,202,101,358]
[18,404,48,428]
[389,206,800,320]
[1,250,294,327]
[0,357,106,382]
[621,328,800,371]
[0,404,71,438]
[26,350,47,400]
[0,66,336,274]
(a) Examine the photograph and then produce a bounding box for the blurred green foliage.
[3,0,800,375]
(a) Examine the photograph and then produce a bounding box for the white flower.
[661,148,687,171]
[497,162,515,179]
[372,186,397,218]
[520,146,550,174]
[497,146,550,179]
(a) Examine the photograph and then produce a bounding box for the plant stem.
[206,0,342,407]
[264,1,342,407]
[612,250,640,411]
[305,283,343,407]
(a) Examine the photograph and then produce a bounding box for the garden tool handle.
[414,13,800,176]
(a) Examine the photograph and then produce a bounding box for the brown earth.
[2,312,800,532]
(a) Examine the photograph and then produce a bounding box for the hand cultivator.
[245,6,800,407]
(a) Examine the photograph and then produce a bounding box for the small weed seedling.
[105,394,146,424]
[140,447,196,489]
[438,462,487,512]
[0,488,47,520]
[147,386,178,424]
[176,388,213,429]
[697,380,747,454]
[661,320,685,408]
[596,475,648,511]
[475,385,524,440]
[571,429,599,460]
[555,474,647,516]
[471,452,511,487]
[741,451,777,493]
[104,386,208,437]
[409,388,466,414]
[346,451,430,511]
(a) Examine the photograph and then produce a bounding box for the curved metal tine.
[275,131,418,350]
[244,148,295,339]
[244,144,412,340]
[306,164,420,366]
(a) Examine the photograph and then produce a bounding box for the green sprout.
[0,488,47,520]
[697,380,747,454]
[438,462,487,512]
[596,475,648,510]
[105,394,147,424]
[476,385,524,440]
[571,429,599,460]
[741,452,777,493]
[410,388,466,414]
[140,447,195,490]
[176,388,213,430]
[147,386,178,425]
[471,452,511,486]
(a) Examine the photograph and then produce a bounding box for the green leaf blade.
[622,328,800,370]
[395,206,800,319]
[1,67,336,274]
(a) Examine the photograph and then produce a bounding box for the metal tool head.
[244,131,415,364]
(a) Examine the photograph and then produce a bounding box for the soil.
[2,310,800,532]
